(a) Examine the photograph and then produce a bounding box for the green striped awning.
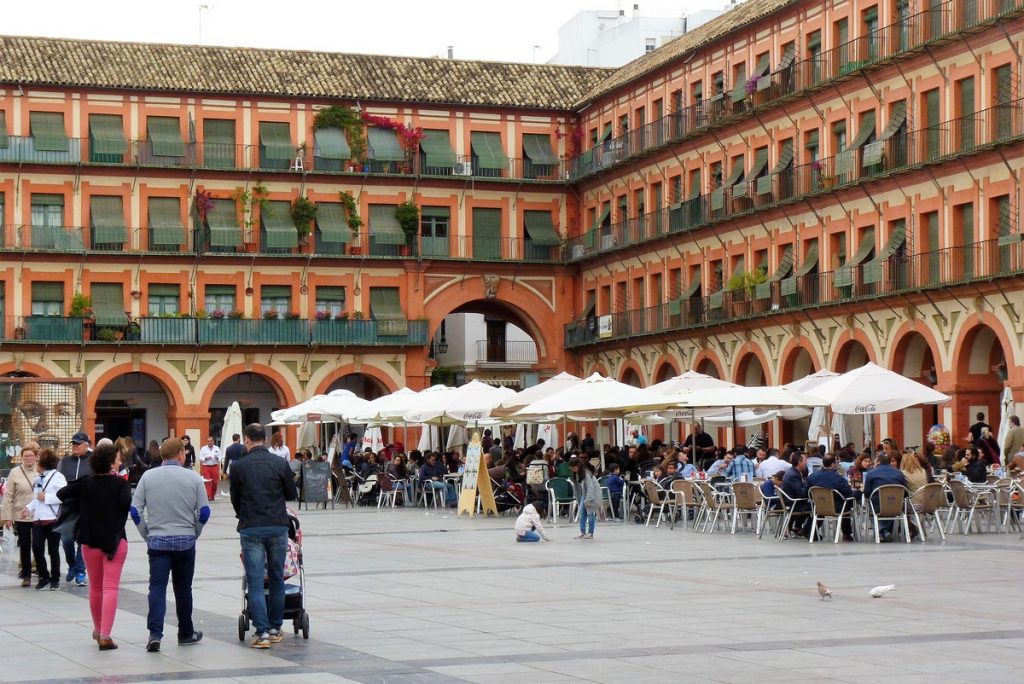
[90,196,126,244]
[92,283,128,326]
[768,245,795,281]
[471,132,508,170]
[207,201,241,247]
[89,114,127,155]
[593,205,611,230]
[148,117,185,157]
[683,268,702,298]
[724,156,745,186]
[835,230,875,286]
[0,110,7,148]
[420,130,457,167]
[260,122,293,160]
[772,141,794,173]
[523,134,559,165]
[731,65,747,102]
[748,148,770,179]
[523,211,561,245]
[262,201,298,248]
[314,127,351,160]
[148,197,185,246]
[367,127,404,161]
[370,287,408,336]
[754,54,771,77]
[777,44,796,71]
[369,204,405,245]
[316,202,352,244]
[601,122,613,142]
[878,102,907,141]
[30,111,68,152]
[33,281,64,301]
[849,111,876,150]
[204,119,235,145]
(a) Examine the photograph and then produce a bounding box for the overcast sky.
[4,0,712,63]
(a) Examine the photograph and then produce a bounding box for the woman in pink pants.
[58,443,132,650]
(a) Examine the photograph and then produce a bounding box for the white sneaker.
[574,533,585,539]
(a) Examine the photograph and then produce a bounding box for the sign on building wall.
[598,315,614,339]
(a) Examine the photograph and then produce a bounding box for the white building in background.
[433,314,538,389]
[549,4,724,68]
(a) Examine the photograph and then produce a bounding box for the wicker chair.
[808,486,856,544]
[868,484,911,543]
[910,482,946,541]
[641,480,676,528]
[730,482,761,534]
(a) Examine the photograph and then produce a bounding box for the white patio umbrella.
[781,369,841,422]
[362,426,385,453]
[492,372,582,416]
[220,401,243,453]
[998,385,1015,453]
[354,387,420,425]
[807,362,950,414]
[319,389,373,422]
[416,424,440,452]
[668,385,826,410]
[650,369,740,394]
[404,380,514,426]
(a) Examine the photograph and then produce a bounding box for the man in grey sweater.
[131,437,210,653]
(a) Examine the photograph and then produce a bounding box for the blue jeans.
[240,526,288,635]
[61,533,84,578]
[517,531,541,542]
[427,480,456,505]
[578,502,596,535]
[147,545,196,640]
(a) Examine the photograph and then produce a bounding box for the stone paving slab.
[1,498,1022,683]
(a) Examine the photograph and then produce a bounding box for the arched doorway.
[208,372,284,441]
[833,339,872,450]
[695,358,721,379]
[655,362,678,383]
[94,372,174,449]
[780,347,818,447]
[891,331,940,450]
[326,373,388,400]
[734,353,767,386]
[954,324,1008,444]
[431,304,542,389]
[620,367,642,387]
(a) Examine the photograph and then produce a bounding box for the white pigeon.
[869,584,896,598]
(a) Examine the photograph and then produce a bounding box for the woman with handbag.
[57,443,132,650]
[1,444,41,587]
[21,448,67,591]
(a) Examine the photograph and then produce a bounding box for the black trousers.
[15,521,34,578]
[31,522,61,582]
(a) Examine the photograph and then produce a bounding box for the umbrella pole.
[599,411,605,472]
[732,406,737,447]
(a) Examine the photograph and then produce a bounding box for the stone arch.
[779,339,821,384]
[88,367,184,448]
[87,364,184,418]
[199,364,297,414]
[619,363,643,388]
[832,335,874,372]
[0,362,55,378]
[950,318,1013,439]
[888,324,943,449]
[693,351,724,379]
[733,344,772,386]
[653,355,680,383]
[315,364,399,397]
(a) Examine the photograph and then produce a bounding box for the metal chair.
[418,478,444,508]
[808,486,855,544]
[730,482,761,534]
[755,486,784,539]
[774,487,809,540]
[947,480,997,534]
[546,477,577,527]
[670,479,700,531]
[910,482,947,541]
[694,480,734,534]
[868,484,911,543]
[641,480,676,528]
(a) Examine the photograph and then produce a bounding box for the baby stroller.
[238,507,309,641]
[493,480,525,515]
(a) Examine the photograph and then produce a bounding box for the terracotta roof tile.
[0,35,613,110]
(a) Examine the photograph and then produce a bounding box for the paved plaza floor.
[1,495,1022,683]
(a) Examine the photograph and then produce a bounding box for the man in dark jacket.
[862,452,907,541]
[781,452,810,537]
[806,454,861,541]
[230,423,297,649]
[223,434,245,476]
[59,431,93,586]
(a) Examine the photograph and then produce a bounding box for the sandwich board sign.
[458,431,497,517]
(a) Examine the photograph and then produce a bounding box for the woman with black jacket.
[57,444,132,650]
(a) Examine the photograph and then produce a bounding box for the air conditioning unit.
[453,162,473,176]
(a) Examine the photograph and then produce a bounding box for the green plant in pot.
[726,267,768,301]
[69,292,93,318]
[395,201,419,253]
[313,106,366,167]
[291,196,318,240]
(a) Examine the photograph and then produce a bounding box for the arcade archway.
[953,323,1009,443]
[207,371,286,441]
[94,372,176,449]
[891,330,941,449]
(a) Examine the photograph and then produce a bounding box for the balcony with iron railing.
[1,316,429,347]
[567,98,1024,261]
[565,236,1024,348]
[0,135,568,183]
[567,0,1024,181]
[472,339,539,367]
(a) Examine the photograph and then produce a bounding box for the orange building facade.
[1,0,1023,449]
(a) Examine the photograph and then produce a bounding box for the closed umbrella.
[221,401,243,453]
[998,386,1014,453]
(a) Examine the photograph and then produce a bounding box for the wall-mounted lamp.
[436,335,448,355]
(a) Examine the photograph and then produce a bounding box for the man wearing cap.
[58,431,93,586]
[198,436,222,502]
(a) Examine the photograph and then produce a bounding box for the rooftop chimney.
[447,46,454,59]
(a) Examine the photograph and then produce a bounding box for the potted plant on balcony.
[70,292,95,341]
[313,105,366,171]
[727,268,768,316]
[340,190,363,255]
[263,309,279,320]
[291,196,318,245]
[395,201,419,256]
[97,327,118,343]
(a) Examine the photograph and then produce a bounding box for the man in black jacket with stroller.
[230,423,297,649]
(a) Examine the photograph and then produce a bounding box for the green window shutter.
[771,140,794,174]
[314,127,351,160]
[471,132,508,170]
[522,134,559,165]
[996,196,1012,237]
[92,283,128,325]
[523,211,561,245]
[777,44,796,71]
[748,149,770,178]
[688,170,702,199]
[601,122,613,142]
[863,223,906,283]
[30,111,68,152]
[849,111,876,149]
[148,117,185,157]
[205,285,235,297]
[315,203,352,244]
[995,65,1013,103]
[259,122,293,160]
[33,282,65,302]
[682,271,702,298]
[754,54,771,77]
[369,204,405,244]
[593,205,612,229]
[370,287,408,336]
[261,285,291,302]
[89,114,127,155]
[924,90,940,125]
[473,207,502,259]
[262,201,298,249]
[90,196,126,244]
[731,64,747,102]
[768,245,795,281]
[367,127,404,161]
[149,283,179,298]
[420,130,457,167]
[206,201,241,247]
[878,102,907,141]
[317,286,345,300]
[203,119,236,166]
[421,206,450,218]
[0,110,8,149]
[149,198,185,246]
[836,230,875,286]
[724,157,745,187]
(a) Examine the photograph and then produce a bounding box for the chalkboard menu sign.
[300,461,332,509]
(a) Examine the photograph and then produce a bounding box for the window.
[315,286,346,317]
[634,106,645,129]
[29,111,68,153]
[147,284,180,317]
[863,6,879,60]
[0,110,7,150]
[203,119,236,169]
[671,89,683,112]
[670,175,683,203]
[146,116,185,158]
[90,195,126,250]
[993,65,1013,138]
[808,31,822,82]
[645,37,656,53]
[31,282,64,317]
[149,197,186,251]
[618,114,629,136]
[260,285,291,316]
[30,194,71,250]
[259,121,293,170]
[805,129,819,164]
[204,285,236,315]
[472,207,502,260]
[617,195,628,222]
[832,120,847,153]
[88,114,127,163]
[633,188,645,218]
[421,207,450,257]
[369,287,408,336]
[957,77,976,151]
[712,72,724,96]
[923,88,941,157]
[957,203,975,278]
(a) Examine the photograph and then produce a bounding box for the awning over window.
[369,204,405,245]
[314,127,350,160]
[601,122,613,142]
[849,111,876,150]
[90,196,126,244]
[148,117,185,157]
[471,132,508,170]
[149,284,179,298]
[806,130,819,148]
[836,230,876,286]
[583,290,596,319]
[748,149,770,179]
[724,157,745,187]
[370,287,408,336]
[776,44,796,71]
[688,171,702,199]
[683,268,702,298]
[420,129,457,168]
[149,198,185,246]
[772,141,794,173]
[863,224,906,283]
[731,65,748,102]
[207,201,241,247]
[878,102,908,141]
[768,245,795,281]
[89,115,127,155]
[33,282,64,301]
[30,111,68,152]
[367,127,404,161]
[523,134,559,165]
[754,54,771,77]
[204,119,235,145]
[259,122,293,160]
[262,201,298,249]
[316,202,352,244]
[524,211,561,245]
[474,207,502,244]
[91,283,128,326]
[782,242,819,295]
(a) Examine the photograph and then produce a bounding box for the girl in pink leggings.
[58,443,131,650]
